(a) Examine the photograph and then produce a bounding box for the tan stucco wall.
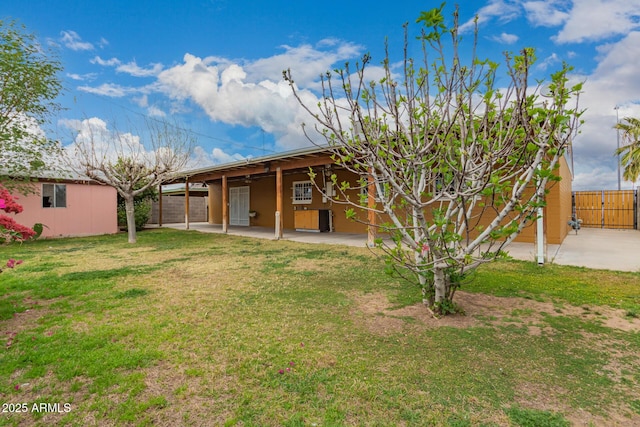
[247,176,277,227]
[276,170,368,233]
[208,183,222,224]
[442,156,572,245]
[208,157,572,245]
[8,182,118,238]
[543,156,572,244]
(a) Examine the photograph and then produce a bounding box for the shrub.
[118,199,152,232]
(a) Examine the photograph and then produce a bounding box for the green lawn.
[1,229,639,426]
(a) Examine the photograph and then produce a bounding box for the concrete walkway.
[156,223,640,273]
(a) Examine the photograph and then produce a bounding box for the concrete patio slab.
[155,223,640,272]
[154,222,377,247]
[551,228,640,272]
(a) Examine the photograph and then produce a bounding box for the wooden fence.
[573,190,637,230]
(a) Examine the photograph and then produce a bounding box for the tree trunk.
[124,195,137,244]
[433,264,447,306]
[420,276,432,307]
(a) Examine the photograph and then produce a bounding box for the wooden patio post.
[367,170,377,247]
[185,177,190,230]
[158,184,163,227]
[222,175,228,233]
[207,183,215,224]
[275,167,283,239]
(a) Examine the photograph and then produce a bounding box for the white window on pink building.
[42,184,66,208]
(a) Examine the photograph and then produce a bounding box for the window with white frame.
[42,184,67,208]
[433,172,457,196]
[360,177,390,202]
[293,181,313,204]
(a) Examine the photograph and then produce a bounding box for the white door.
[229,186,250,226]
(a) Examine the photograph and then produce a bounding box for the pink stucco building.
[8,179,118,238]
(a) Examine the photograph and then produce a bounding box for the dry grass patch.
[134,361,237,427]
[353,291,640,334]
[2,229,640,426]
[350,289,640,425]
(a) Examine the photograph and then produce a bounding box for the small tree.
[614,117,640,183]
[0,20,63,190]
[67,118,194,243]
[284,5,582,315]
[117,170,158,232]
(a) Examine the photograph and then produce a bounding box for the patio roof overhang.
[161,186,210,197]
[162,143,377,244]
[169,145,336,184]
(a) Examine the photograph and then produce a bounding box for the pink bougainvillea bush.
[0,187,36,241]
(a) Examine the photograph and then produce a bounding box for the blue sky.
[3,0,640,190]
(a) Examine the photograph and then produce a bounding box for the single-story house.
[5,177,118,238]
[170,145,573,246]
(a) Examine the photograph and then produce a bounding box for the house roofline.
[178,144,331,179]
[1,170,106,186]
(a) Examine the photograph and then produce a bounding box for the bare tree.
[67,117,194,243]
[284,5,582,315]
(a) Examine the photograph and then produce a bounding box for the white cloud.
[61,117,146,164]
[186,146,245,169]
[536,53,560,71]
[157,54,220,102]
[60,30,94,51]
[463,1,640,45]
[460,0,522,33]
[77,83,132,97]
[210,147,245,164]
[98,37,109,48]
[67,72,97,81]
[569,32,640,190]
[245,40,363,89]
[156,53,310,149]
[91,56,121,66]
[450,1,640,190]
[151,40,369,151]
[130,95,166,117]
[554,0,640,43]
[582,32,640,115]
[116,61,164,77]
[188,146,212,168]
[572,168,620,191]
[147,106,166,117]
[75,39,389,152]
[133,94,149,108]
[491,32,519,44]
[523,1,570,27]
[61,117,190,174]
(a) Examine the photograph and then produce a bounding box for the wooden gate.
[573,190,637,229]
